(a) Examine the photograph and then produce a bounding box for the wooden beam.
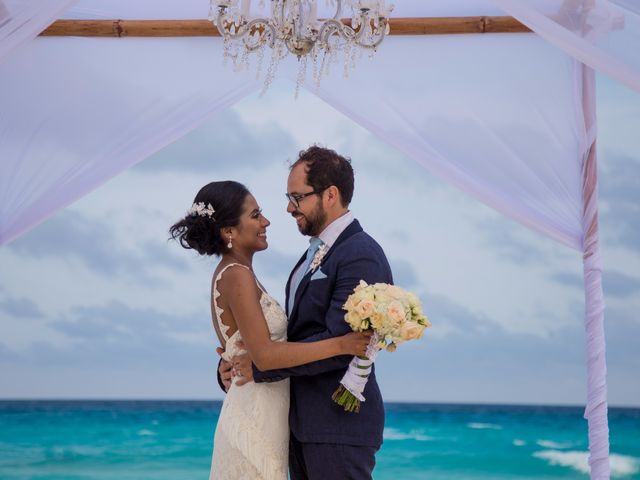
[40,17,531,38]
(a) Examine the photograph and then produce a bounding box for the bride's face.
[230,194,270,253]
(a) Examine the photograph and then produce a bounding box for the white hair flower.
[188,202,216,219]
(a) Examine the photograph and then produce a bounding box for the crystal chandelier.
[208,0,393,95]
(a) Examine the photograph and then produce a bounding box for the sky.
[0,72,639,406]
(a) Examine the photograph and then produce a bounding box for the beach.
[1,401,638,479]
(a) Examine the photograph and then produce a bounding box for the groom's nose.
[286,201,296,214]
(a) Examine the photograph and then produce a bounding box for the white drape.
[0,0,78,64]
[492,0,640,93]
[580,65,610,480]
[300,34,587,251]
[0,35,586,251]
[0,37,260,245]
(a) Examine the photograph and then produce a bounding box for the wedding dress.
[209,263,290,480]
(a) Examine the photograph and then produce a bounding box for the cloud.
[424,292,490,334]
[253,248,300,281]
[7,210,189,284]
[478,216,552,265]
[16,301,216,370]
[550,272,583,289]
[0,343,18,361]
[599,152,640,250]
[603,271,640,298]
[133,109,297,174]
[551,270,640,299]
[0,297,43,319]
[390,258,421,289]
[375,291,637,405]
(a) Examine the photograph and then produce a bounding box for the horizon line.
[1,398,638,409]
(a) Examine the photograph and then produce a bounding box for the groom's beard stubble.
[296,203,327,237]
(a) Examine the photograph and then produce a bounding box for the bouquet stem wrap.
[332,332,381,412]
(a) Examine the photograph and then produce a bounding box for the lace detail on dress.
[212,263,248,342]
[209,262,290,480]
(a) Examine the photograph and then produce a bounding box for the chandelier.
[208,0,393,95]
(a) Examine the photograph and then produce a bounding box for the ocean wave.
[534,450,640,477]
[513,439,526,447]
[51,445,106,457]
[466,422,502,430]
[137,429,157,436]
[536,439,572,449]
[383,428,433,441]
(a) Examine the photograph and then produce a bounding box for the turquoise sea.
[0,401,638,479]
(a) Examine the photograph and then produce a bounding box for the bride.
[170,180,371,480]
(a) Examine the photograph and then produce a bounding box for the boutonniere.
[310,244,329,272]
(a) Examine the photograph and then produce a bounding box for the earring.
[227,237,233,249]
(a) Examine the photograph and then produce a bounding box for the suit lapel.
[289,220,363,320]
[286,252,307,316]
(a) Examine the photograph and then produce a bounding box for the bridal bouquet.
[332,281,430,413]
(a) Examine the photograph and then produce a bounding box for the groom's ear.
[325,185,341,206]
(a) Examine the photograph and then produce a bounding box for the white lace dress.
[209,263,290,480]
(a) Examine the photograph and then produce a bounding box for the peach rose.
[346,311,363,330]
[400,322,423,341]
[356,299,376,320]
[387,300,406,324]
[386,285,405,300]
[370,312,385,331]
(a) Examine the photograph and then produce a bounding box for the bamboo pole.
[40,17,530,38]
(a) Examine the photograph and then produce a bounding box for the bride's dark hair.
[169,181,250,256]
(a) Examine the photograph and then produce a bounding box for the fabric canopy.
[0,34,586,249]
[2,1,638,478]
[0,0,77,63]
[494,0,640,93]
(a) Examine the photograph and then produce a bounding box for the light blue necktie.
[288,237,323,313]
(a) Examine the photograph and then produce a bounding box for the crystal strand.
[222,38,232,67]
[343,41,351,78]
[294,55,308,100]
[316,48,328,92]
[241,45,250,72]
[208,0,215,22]
[311,47,319,87]
[255,43,265,80]
[260,41,283,96]
[350,41,358,70]
[232,42,242,69]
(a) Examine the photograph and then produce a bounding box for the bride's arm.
[222,266,370,372]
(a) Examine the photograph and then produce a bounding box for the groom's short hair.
[292,146,354,207]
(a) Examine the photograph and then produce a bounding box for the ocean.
[0,401,638,479]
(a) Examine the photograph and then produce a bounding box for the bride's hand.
[340,330,373,356]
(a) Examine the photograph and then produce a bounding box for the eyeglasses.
[285,187,329,208]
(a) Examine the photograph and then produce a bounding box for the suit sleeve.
[253,245,391,383]
[216,357,227,393]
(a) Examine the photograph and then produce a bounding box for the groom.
[220,146,392,479]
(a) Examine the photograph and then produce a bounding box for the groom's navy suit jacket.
[253,219,392,448]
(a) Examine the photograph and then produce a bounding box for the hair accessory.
[188,202,216,219]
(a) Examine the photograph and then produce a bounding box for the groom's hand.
[216,347,233,392]
[231,342,254,386]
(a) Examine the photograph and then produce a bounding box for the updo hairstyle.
[169,181,250,256]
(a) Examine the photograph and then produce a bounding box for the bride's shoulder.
[214,262,258,293]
